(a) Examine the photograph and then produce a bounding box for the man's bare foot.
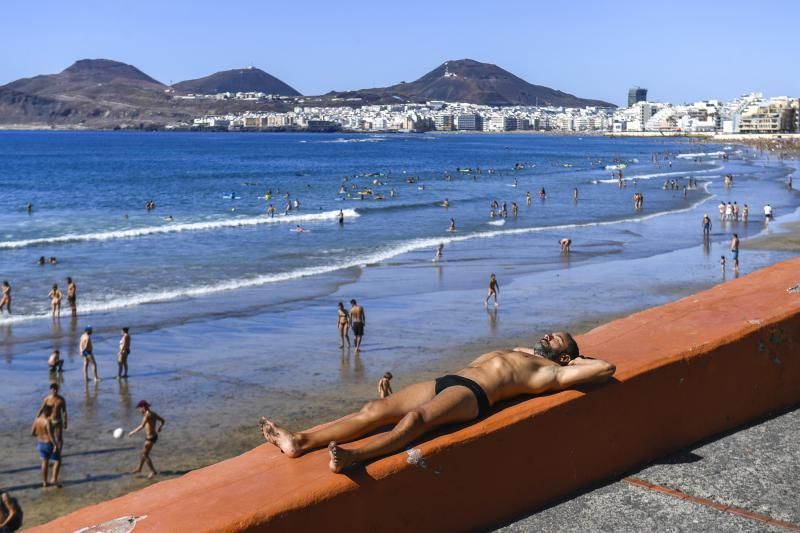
[147,471,158,479]
[328,442,357,473]
[130,468,142,474]
[41,482,49,489]
[259,417,301,457]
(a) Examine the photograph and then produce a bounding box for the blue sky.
[2,0,798,106]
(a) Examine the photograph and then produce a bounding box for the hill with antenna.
[323,59,614,108]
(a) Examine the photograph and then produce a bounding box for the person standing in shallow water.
[129,400,165,479]
[485,274,499,307]
[0,281,10,315]
[80,326,99,381]
[66,277,77,316]
[337,302,350,348]
[349,299,365,351]
[118,327,131,378]
[48,284,62,318]
[31,404,61,488]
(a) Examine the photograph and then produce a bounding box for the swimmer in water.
[448,218,455,232]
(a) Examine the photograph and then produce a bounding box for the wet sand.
[743,221,800,252]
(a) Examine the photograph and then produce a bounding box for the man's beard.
[532,341,558,361]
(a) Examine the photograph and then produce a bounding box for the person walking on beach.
[485,274,499,307]
[31,404,61,488]
[378,372,393,399]
[526,191,532,206]
[349,300,365,351]
[730,233,740,272]
[0,490,23,532]
[36,383,67,452]
[118,327,131,378]
[560,238,572,253]
[80,326,99,381]
[48,284,62,318]
[128,400,165,479]
[337,302,350,348]
[742,204,749,222]
[0,281,10,315]
[702,214,712,236]
[66,277,77,316]
[259,331,615,473]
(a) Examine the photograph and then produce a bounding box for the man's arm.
[555,356,616,389]
[62,398,68,430]
[154,412,166,432]
[128,416,146,437]
[35,399,46,418]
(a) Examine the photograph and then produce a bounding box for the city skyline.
[2,0,799,106]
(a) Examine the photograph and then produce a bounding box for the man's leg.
[145,442,157,478]
[51,458,61,486]
[90,356,99,381]
[328,386,479,472]
[41,457,49,487]
[260,381,437,457]
[83,357,89,380]
[131,441,153,474]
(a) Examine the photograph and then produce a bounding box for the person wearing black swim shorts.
[259,332,615,473]
[349,299,366,351]
[129,400,165,479]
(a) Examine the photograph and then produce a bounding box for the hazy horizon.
[3,0,799,106]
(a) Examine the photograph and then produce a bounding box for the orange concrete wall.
[31,258,800,532]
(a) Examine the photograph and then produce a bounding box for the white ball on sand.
[113,427,124,439]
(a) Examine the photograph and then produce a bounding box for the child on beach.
[377,372,393,399]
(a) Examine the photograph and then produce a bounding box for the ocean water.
[0,132,785,326]
[1,131,799,526]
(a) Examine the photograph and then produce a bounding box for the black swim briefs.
[434,375,491,418]
[351,321,364,336]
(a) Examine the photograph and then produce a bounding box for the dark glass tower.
[628,87,648,107]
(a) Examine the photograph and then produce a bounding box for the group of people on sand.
[75,326,132,381]
[31,380,165,490]
[336,299,366,351]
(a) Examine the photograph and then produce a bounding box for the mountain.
[172,67,300,96]
[324,59,614,108]
[0,59,294,128]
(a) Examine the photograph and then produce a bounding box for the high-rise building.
[628,87,648,107]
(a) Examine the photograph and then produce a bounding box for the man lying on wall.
[260,332,615,472]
